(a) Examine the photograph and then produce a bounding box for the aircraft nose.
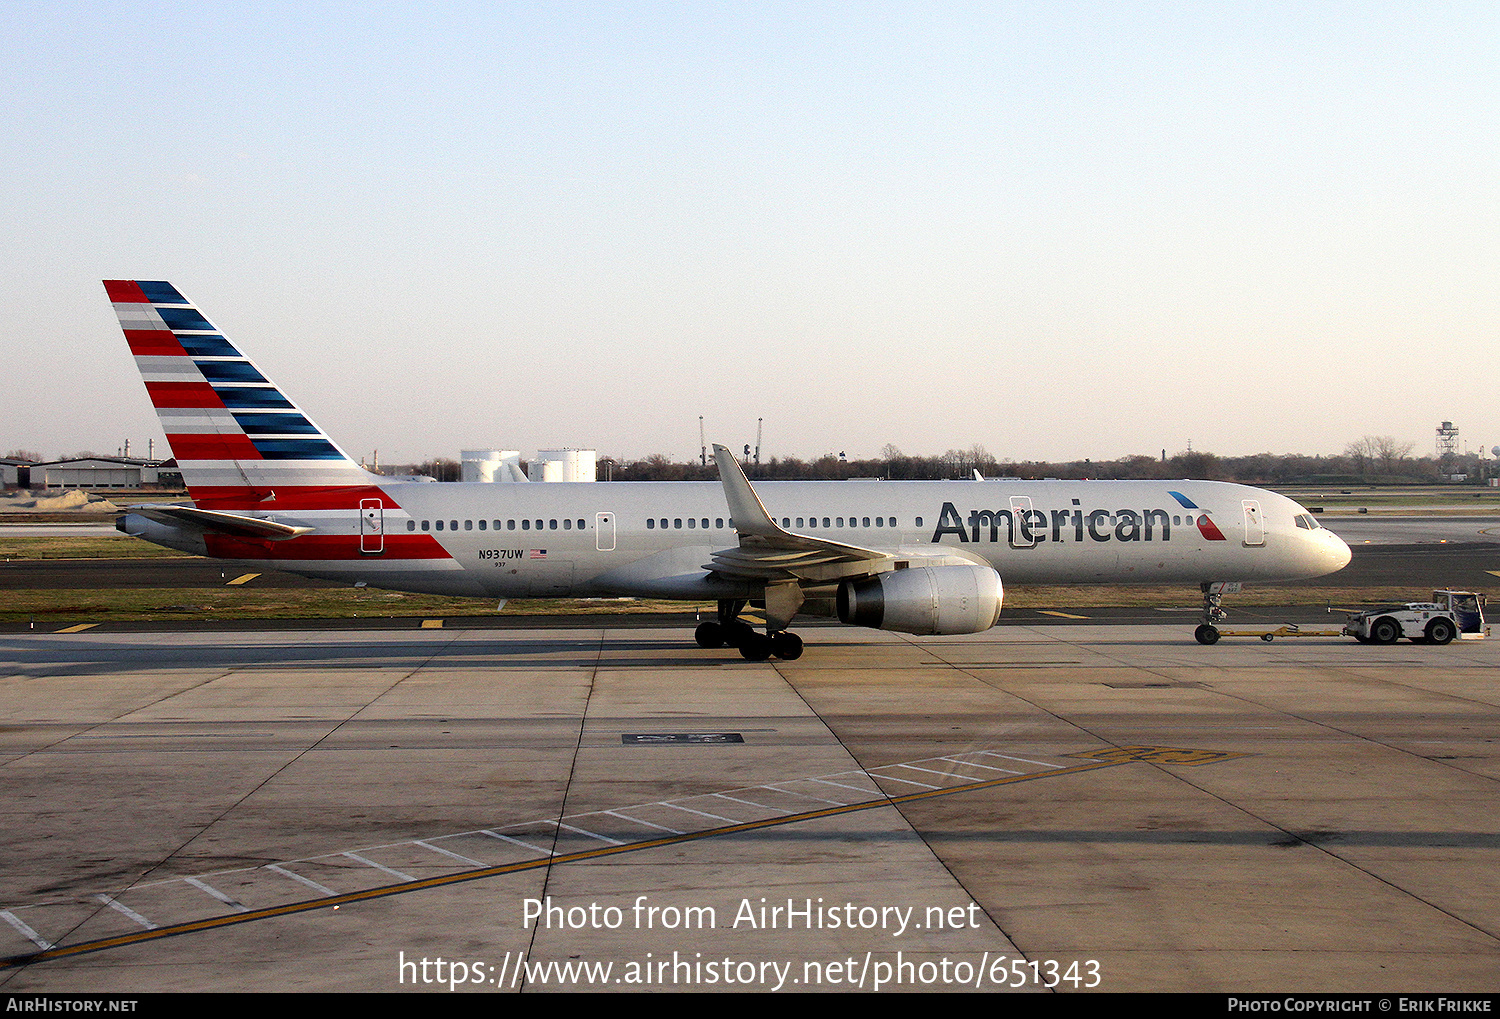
[1324,530,1352,573]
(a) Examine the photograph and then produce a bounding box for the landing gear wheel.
[694,621,725,649]
[720,620,755,648]
[1194,624,1221,645]
[1370,618,1401,645]
[739,633,773,662]
[771,631,804,660]
[1426,618,1456,646]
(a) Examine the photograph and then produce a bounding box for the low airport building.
[27,457,180,490]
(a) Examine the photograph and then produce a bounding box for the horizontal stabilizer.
[128,504,314,541]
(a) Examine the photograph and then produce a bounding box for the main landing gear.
[694,600,804,661]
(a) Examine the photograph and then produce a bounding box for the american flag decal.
[529,549,548,559]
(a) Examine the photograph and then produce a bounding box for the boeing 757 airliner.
[107,280,1351,658]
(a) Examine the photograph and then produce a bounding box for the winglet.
[712,444,782,538]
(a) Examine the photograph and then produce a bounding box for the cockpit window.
[1294,514,1322,530]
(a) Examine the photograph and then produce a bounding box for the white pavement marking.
[342,852,414,882]
[978,750,1057,768]
[655,802,737,823]
[767,783,849,806]
[940,756,1021,774]
[1,909,53,950]
[95,894,156,930]
[711,792,777,812]
[416,840,485,868]
[603,810,683,835]
[875,768,940,789]
[183,877,248,912]
[1,740,1075,942]
[266,864,337,898]
[480,829,550,855]
[553,821,624,846]
[811,775,884,795]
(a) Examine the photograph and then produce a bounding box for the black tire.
[1194,625,1220,645]
[1425,618,1456,646]
[739,634,773,661]
[721,620,754,648]
[1260,634,1275,642]
[771,631,803,660]
[1370,617,1401,644]
[694,621,725,649]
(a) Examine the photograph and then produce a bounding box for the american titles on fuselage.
[931,498,1207,546]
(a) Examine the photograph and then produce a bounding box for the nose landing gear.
[1193,581,1236,645]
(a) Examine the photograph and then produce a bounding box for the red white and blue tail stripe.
[106,280,376,510]
[108,280,467,580]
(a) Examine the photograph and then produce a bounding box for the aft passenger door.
[596,511,616,551]
[360,499,385,554]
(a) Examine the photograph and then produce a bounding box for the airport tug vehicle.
[1196,589,1487,645]
[1342,590,1488,645]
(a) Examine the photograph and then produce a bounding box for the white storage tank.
[461,449,522,483]
[528,448,596,482]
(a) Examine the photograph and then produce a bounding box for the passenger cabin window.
[522,520,530,530]
[421,520,430,531]
[465,520,473,530]
[407,520,415,531]
[435,520,444,531]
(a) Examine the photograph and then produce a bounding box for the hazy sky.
[4,2,1497,465]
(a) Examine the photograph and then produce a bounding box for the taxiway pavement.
[0,622,1496,993]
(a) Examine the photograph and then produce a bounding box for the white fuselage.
[232,477,1351,599]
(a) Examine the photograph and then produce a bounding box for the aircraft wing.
[123,504,315,541]
[707,444,896,583]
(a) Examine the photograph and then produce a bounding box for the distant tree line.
[594,437,1493,485]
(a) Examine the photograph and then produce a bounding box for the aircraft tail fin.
[105,280,376,509]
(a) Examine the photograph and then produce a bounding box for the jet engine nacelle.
[836,564,1003,635]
